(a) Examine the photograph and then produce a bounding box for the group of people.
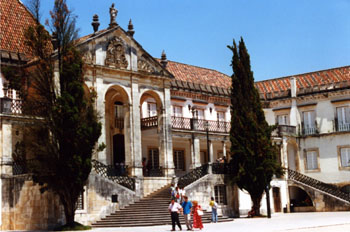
[168,185,219,231]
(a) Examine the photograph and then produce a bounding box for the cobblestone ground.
[88,212,350,232]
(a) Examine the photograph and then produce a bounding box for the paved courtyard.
[88,212,350,232]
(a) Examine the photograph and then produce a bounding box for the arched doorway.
[105,85,130,172]
[288,186,314,212]
[140,90,164,176]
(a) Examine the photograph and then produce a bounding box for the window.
[339,147,350,168]
[302,111,316,135]
[114,102,124,119]
[173,106,183,117]
[196,109,205,119]
[305,150,319,171]
[148,148,159,168]
[173,150,185,170]
[147,102,157,117]
[214,185,227,205]
[336,106,350,131]
[217,111,225,121]
[277,114,289,125]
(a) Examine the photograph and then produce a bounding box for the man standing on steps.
[169,199,183,231]
[181,196,193,230]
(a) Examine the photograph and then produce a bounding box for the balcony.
[0,98,22,115]
[141,116,158,129]
[302,127,317,136]
[272,125,297,137]
[115,118,124,129]
[337,123,350,132]
[171,117,231,133]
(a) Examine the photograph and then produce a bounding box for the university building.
[0,1,349,230]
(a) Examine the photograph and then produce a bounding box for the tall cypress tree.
[228,38,282,216]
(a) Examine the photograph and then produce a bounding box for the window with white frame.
[147,102,157,117]
[277,114,289,125]
[114,102,124,119]
[196,109,205,119]
[340,147,350,168]
[173,106,183,117]
[173,150,185,170]
[336,106,350,131]
[305,150,319,171]
[148,148,159,168]
[217,111,225,121]
[214,185,227,205]
[302,111,316,135]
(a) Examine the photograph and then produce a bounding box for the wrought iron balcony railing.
[171,117,231,133]
[177,163,209,188]
[338,123,350,132]
[141,116,158,129]
[143,166,164,177]
[302,127,317,136]
[115,118,124,129]
[92,159,135,191]
[0,98,22,115]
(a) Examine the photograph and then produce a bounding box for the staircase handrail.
[287,168,350,203]
[177,163,209,188]
[92,159,135,191]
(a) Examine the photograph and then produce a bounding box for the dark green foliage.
[228,38,283,216]
[18,0,101,226]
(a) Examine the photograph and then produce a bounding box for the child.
[209,197,218,223]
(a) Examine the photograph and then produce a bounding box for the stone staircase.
[92,185,233,227]
[288,168,350,204]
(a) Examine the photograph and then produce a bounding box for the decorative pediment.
[137,54,156,73]
[105,37,128,69]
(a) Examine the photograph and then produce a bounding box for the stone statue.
[109,3,118,27]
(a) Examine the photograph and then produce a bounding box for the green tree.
[228,38,283,216]
[8,0,102,226]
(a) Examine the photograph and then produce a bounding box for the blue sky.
[33,0,350,81]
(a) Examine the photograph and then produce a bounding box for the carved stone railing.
[287,168,350,204]
[277,125,297,136]
[171,117,231,133]
[92,159,135,191]
[141,116,158,129]
[177,163,209,188]
[12,159,36,175]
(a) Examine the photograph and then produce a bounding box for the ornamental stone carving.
[105,37,128,69]
[82,51,93,64]
[137,55,155,73]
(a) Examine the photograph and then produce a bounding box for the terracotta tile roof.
[165,60,231,89]
[256,66,350,100]
[0,0,36,57]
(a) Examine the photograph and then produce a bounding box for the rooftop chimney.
[160,50,168,68]
[91,14,100,34]
[127,19,135,37]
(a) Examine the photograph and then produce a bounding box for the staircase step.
[92,184,233,228]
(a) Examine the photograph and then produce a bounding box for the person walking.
[168,199,183,231]
[209,197,218,223]
[192,200,203,230]
[181,196,193,230]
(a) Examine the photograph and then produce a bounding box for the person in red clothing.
[191,200,203,230]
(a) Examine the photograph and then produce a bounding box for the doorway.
[113,134,125,165]
[272,187,282,212]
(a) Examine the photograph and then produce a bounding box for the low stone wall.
[184,174,238,217]
[75,171,138,225]
[1,175,64,231]
[143,177,172,197]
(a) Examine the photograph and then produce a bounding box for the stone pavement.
[88,212,350,232]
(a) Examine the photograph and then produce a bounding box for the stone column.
[190,136,201,169]
[124,104,133,171]
[282,137,291,213]
[96,77,107,163]
[222,141,227,157]
[131,78,142,177]
[1,121,13,175]
[161,85,175,176]
[209,140,214,163]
